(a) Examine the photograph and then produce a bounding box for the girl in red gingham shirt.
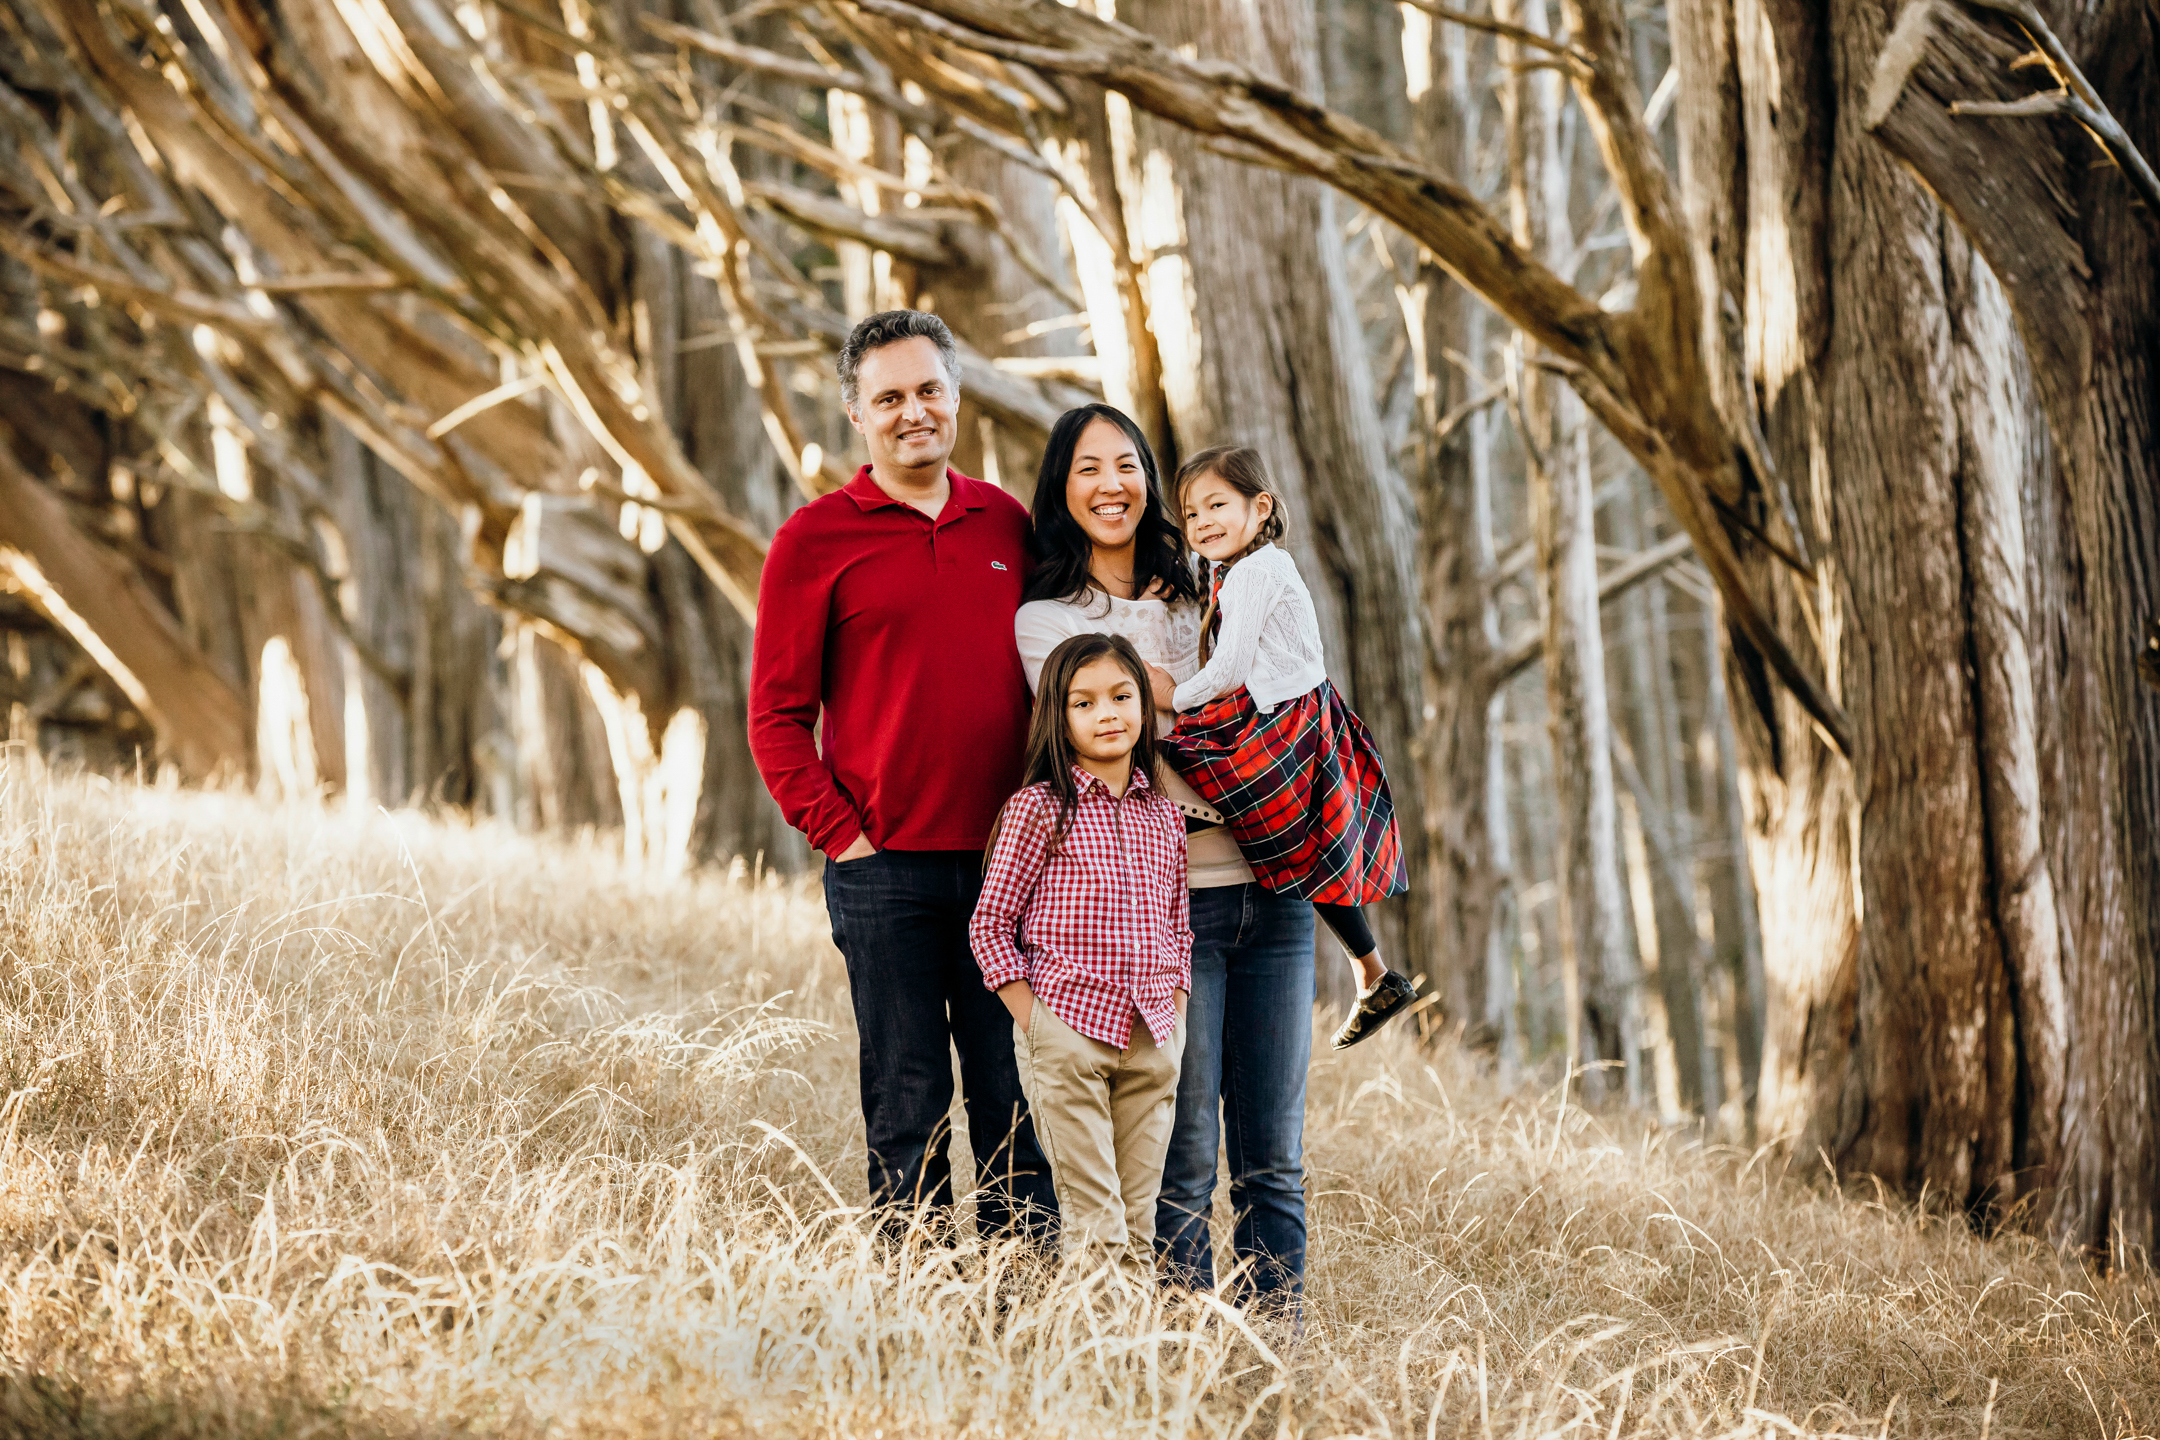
[972,632,1191,1271]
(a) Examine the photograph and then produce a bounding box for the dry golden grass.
[0,760,2153,1439]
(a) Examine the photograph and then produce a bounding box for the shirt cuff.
[1161,943,1192,992]
[977,948,1028,992]
[809,810,866,857]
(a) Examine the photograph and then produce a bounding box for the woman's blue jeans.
[1154,883,1314,1310]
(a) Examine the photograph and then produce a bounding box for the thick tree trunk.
[1694,585,1767,1117]
[1667,0,2148,1237]
[1666,0,1862,1159]
[673,243,810,871]
[1055,78,1174,464]
[1866,0,2160,1255]
[1118,0,1436,1012]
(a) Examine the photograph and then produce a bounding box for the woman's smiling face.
[1064,416,1147,553]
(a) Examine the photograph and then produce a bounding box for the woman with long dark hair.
[1023,403,1200,610]
[1012,403,1317,1320]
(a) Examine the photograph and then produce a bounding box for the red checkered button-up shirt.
[972,765,1193,1048]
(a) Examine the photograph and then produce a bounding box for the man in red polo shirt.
[749,310,1055,1243]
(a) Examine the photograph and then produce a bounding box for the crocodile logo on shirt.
[991,561,1009,571]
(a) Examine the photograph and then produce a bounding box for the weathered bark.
[1700,588,1767,1116]
[667,236,806,868]
[0,441,248,779]
[1666,0,1863,1165]
[1667,0,2136,1238]
[931,142,1080,493]
[1114,0,1435,1011]
[1054,75,1174,463]
[1866,0,2160,1254]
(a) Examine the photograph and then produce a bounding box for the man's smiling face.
[848,336,959,475]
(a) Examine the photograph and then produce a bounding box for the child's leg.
[1109,1013,1186,1263]
[1012,1002,1127,1260]
[1314,902,1387,988]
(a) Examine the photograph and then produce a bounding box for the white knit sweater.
[1171,544,1328,714]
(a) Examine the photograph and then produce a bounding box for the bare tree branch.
[1397,0,1591,67]
[1493,531,1694,683]
[1943,0,2160,222]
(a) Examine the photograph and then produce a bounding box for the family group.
[748,309,1420,1316]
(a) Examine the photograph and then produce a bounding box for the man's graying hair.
[838,309,961,410]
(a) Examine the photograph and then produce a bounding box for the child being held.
[1154,445,1418,1050]
[971,632,1191,1271]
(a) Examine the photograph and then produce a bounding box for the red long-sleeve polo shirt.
[749,465,1033,855]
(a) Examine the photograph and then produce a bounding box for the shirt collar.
[1071,763,1153,800]
[842,464,988,514]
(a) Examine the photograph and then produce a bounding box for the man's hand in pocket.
[834,832,877,862]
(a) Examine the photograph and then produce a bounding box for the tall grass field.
[0,759,2152,1437]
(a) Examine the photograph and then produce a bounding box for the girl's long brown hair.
[993,632,1161,860]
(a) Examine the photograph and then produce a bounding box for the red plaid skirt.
[1163,680,1406,906]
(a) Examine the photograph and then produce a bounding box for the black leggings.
[1314,902,1375,959]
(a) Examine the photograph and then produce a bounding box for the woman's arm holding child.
[969,790,1057,1028]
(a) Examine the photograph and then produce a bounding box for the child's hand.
[1174,988,1188,1022]
[997,981,1035,1031]
[1146,664,1177,714]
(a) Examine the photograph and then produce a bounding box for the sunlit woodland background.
[1,0,2159,1429]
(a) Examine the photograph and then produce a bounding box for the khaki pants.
[1013,1001,1185,1269]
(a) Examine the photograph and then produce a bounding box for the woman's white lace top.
[1171,544,1328,714]
[1014,588,1205,690]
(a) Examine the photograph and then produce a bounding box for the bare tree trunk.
[1501,0,1637,1099]
[1866,0,2160,1255]
[675,243,810,871]
[934,145,1079,493]
[1611,488,1715,1116]
[1406,0,1507,1045]
[1700,588,1766,1120]
[1118,0,1435,1012]
[1537,420,1639,1099]
[1670,0,2106,1227]
[1058,77,1174,463]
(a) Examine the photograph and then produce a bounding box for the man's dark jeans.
[1155,883,1314,1312]
[822,848,1058,1246]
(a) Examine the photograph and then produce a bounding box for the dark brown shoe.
[1330,970,1419,1050]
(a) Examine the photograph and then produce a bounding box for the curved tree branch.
[862,0,1856,760]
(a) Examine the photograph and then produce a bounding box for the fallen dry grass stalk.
[0,762,2152,1438]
